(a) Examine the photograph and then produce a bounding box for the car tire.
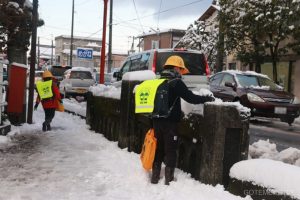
[64,88,69,99]
[280,117,295,126]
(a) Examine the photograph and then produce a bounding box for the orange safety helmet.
[163,55,190,75]
[42,70,53,79]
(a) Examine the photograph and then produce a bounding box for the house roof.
[136,29,186,38]
[198,5,220,21]
[55,35,101,42]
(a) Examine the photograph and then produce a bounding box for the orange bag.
[140,128,157,171]
[56,100,65,112]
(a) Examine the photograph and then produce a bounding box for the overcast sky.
[38,0,211,53]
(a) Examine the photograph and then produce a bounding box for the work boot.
[165,167,175,185]
[42,122,47,132]
[151,162,161,184]
[47,124,51,131]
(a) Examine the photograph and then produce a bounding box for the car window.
[70,71,92,79]
[121,61,130,75]
[210,73,223,86]
[257,76,278,90]
[236,74,259,87]
[220,74,235,86]
[129,53,150,72]
[156,52,206,75]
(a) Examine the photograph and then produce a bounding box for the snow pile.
[63,98,87,117]
[230,159,300,199]
[0,135,10,144]
[209,100,251,119]
[89,84,121,99]
[249,139,278,159]
[249,139,300,167]
[122,70,156,81]
[181,88,214,116]
[0,107,251,200]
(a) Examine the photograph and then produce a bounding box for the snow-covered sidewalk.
[0,108,251,200]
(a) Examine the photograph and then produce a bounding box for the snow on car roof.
[224,70,269,79]
[70,67,93,72]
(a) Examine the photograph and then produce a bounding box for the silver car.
[59,67,95,98]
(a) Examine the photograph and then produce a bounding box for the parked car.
[113,48,210,88]
[209,70,300,125]
[59,67,95,98]
[49,65,72,85]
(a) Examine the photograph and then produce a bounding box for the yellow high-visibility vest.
[135,79,166,113]
[36,80,53,100]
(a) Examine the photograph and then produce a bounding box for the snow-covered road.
[0,107,251,200]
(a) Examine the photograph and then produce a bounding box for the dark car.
[49,65,72,85]
[209,70,300,125]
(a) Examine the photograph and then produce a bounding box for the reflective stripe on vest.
[36,80,53,100]
[135,79,166,113]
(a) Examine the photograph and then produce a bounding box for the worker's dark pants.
[153,118,178,168]
[44,108,56,126]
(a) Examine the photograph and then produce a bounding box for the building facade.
[137,29,186,51]
[55,35,101,68]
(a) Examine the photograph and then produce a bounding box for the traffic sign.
[77,48,93,59]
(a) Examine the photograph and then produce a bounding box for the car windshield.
[50,66,72,76]
[236,74,278,90]
[70,71,92,79]
[156,52,206,75]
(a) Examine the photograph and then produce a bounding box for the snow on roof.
[137,29,186,38]
[122,70,156,81]
[230,159,300,199]
[86,42,101,48]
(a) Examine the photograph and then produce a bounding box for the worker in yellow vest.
[148,55,214,185]
[35,71,62,131]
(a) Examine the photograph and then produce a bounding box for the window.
[151,40,159,49]
[236,75,259,87]
[229,63,236,70]
[220,74,235,86]
[70,71,92,79]
[121,61,130,75]
[210,73,223,86]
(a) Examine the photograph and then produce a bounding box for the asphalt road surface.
[249,117,300,151]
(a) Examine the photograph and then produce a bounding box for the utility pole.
[37,37,40,69]
[100,0,108,84]
[107,0,113,73]
[70,0,75,66]
[27,0,38,124]
[51,39,53,65]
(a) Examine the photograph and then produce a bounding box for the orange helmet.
[42,70,53,79]
[163,55,190,75]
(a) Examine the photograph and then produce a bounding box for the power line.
[112,0,205,29]
[39,0,205,44]
[157,0,163,30]
[131,0,145,33]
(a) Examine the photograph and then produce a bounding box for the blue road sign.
[77,48,93,59]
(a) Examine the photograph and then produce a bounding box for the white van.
[113,48,211,88]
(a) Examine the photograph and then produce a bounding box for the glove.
[34,103,39,110]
